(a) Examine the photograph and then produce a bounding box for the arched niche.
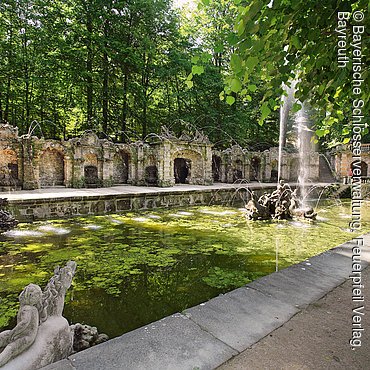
[39,149,65,187]
[212,155,222,182]
[113,150,130,184]
[249,156,261,181]
[351,161,368,177]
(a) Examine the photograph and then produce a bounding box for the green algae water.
[1,200,369,338]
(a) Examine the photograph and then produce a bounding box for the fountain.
[245,77,318,221]
[277,80,297,183]
[0,198,18,232]
[244,180,316,221]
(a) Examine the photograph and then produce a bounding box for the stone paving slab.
[184,287,299,352]
[249,236,370,309]
[42,359,75,370]
[332,236,370,263]
[247,268,341,308]
[57,313,237,370]
[218,265,370,370]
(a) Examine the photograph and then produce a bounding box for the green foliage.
[0,0,282,148]
[203,267,252,289]
[72,177,85,188]
[222,0,369,146]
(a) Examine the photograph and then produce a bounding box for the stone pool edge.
[7,183,278,221]
[43,233,370,370]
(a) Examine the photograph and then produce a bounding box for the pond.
[0,200,369,338]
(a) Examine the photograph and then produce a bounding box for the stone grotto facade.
[2,123,366,191]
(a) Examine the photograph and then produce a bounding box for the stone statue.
[245,181,317,221]
[0,198,18,232]
[0,261,77,370]
[40,261,77,322]
[0,284,42,367]
[71,323,109,353]
[245,191,270,220]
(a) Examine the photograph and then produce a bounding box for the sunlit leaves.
[226,0,370,145]
[226,95,236,105]
[192,65,204,75]
[259,102,271,124]
[230,78,242,93]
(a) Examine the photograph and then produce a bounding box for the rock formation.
[0,198,18,232]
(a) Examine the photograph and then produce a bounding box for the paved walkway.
[2,182,333,201]
[219,266,370,370]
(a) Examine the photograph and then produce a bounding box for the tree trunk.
[121,71,129,142]
[102,20,109,134]
[86,10,93,128]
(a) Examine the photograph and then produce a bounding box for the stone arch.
[39,149,65,187]
[144,154,158,185]
[249,156,261,181]
[270,160,278,182]
[0,149,19,186]
[351,161,368,177]
[113,150,130,184]
[289,158,300,181]
[172,149,203,184]
[174,158,190,184]
[232,158,243,182]
[212,155,222,182]
[84,153,99,186]
[145,165,158,185]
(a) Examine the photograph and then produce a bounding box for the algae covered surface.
[0,201,369,337]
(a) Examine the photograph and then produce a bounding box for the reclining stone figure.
[0,261,77,370]
[0,284,43,367]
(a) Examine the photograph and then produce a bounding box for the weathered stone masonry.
[0,124,328,191]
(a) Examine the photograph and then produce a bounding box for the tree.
[218,0,369,146]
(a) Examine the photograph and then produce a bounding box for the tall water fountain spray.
[278,80,313,206]
[278,81,297,183]
[295,102,312,206]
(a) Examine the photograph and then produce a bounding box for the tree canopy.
[215,0,369,146]
[0,0,368,148]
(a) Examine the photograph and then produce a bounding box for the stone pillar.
[22,139,39,190]
[280,154,289,181]
[72,158,84,187]
[64,156,73,187]
[309,152,320,181]
[220,155,227,183]
[244,162,251,181]
[263,153,271,182]
[102,146,114,186]
[159,142,174,187]
[204,145,213,185]
[136,145,145,185]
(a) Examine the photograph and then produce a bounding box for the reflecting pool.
[0,200,369,337]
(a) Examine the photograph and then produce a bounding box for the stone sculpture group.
[0,199,18,232]
[245,180,317,221]
[0,261,77,369]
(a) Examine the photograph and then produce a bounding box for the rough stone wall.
[0,125,22,189]
[333,149,370,179]
[0,125,326,190]
[39,148,65,187]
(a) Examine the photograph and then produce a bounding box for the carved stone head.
[19,284,42,306]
